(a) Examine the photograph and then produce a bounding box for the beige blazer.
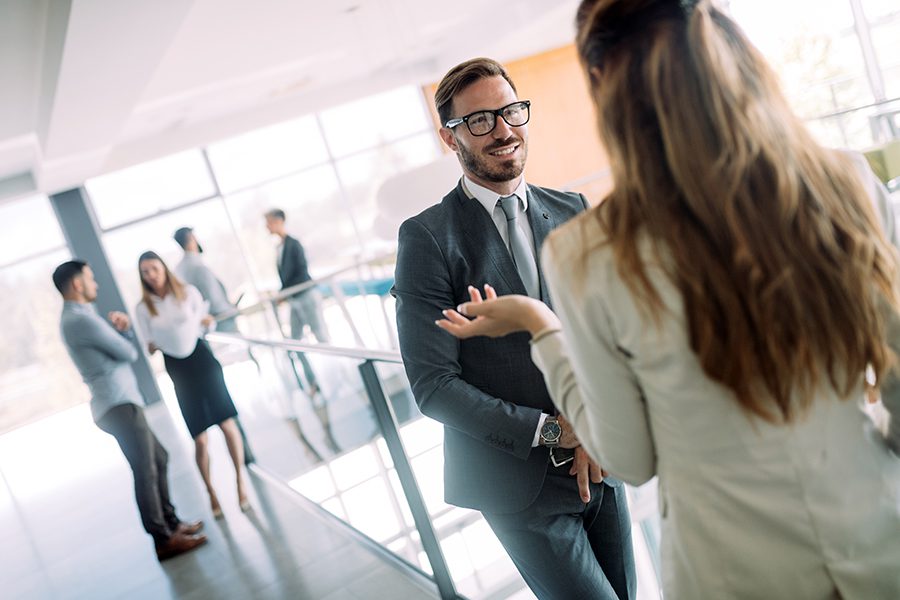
[534,160,900,599]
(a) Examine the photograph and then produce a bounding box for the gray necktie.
[499,195,540,298]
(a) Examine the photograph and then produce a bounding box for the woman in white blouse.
[438,0,900,597]
[135,251,248,518]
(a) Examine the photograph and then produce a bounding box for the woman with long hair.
[438,1,900,597]
[135,251,249,518]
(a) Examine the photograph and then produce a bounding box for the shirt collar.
[463,175,529,216]
[63,300,94,314]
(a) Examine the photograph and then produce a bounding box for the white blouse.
[135,284,215,359]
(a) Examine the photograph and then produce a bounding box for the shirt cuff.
[532,412,550,447]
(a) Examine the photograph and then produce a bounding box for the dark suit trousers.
[482,468,637,600]
[96,403,178,545]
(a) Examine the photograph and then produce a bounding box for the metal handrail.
[215,251,397,322]
[808,96,900,121]
[205,331,402,363]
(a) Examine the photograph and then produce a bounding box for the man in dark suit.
[392,58,636,600]
[265,209,329,396]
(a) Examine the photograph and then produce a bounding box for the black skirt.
[163,340,238,438]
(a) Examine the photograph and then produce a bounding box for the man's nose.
[492,115,514,139]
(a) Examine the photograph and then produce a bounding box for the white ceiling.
[0,0,581,200]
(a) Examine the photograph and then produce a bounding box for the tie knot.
[499,195,519,221]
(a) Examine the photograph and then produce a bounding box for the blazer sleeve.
[541,242,657,484]
[68,314,138,363]
[394,217,543,460]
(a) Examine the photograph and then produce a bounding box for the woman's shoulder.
[542,208,614,281]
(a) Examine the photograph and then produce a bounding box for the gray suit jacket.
[392,180,589,513]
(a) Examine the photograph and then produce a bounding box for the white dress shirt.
[135,284,215,359]
[463,175,537,260]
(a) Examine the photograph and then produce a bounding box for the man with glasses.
[392,58,636,599]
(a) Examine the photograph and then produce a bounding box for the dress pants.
[288,289,329,390]
[96,403,178,545]
[482,468,637,600]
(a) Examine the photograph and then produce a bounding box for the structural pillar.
[50,187,163,405]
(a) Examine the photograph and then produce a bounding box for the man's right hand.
[107,311,131,332]
[558,413,580,449]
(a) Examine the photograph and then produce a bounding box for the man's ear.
[439,127,459,153]
[70,274,84,295]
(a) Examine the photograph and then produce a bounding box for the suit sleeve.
[67,314,138,363]
[394,218,543,460]
[280,239,298,290]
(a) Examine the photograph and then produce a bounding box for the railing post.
[358,360,459,600]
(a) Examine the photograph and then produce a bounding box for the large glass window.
[0,247,87,434]
[863,0,900,98]
[206,115,330,194]
[84,150,216,229]
[0,194,83,434]
[335,132,441,250]
[0,194,66,265]
[319,86,433,158]
[729,0,899,149]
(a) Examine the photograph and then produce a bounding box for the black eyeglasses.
[444,100,531,136]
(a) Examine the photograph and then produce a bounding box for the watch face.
[542,421,561,440]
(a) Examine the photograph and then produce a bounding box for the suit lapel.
[453,182,526,296]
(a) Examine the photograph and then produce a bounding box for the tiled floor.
[0,401,440,600]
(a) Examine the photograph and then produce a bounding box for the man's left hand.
[570,446,604,503]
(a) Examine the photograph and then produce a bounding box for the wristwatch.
[539,416,562,448]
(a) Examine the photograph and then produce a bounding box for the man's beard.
[457,135,527,183]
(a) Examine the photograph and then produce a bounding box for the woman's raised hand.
[436,284,561,339]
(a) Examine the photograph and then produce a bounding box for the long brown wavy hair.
[138,250,187,317]
[571,0,900,422]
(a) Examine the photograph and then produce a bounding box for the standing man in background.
[173,227,238,332]
[54,260,207,561]
[264,209,329,397]
[391,58,635,600]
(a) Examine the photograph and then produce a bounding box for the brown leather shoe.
[156,532,208,561]
[175,520,204,535]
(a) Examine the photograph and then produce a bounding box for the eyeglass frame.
[443,100,531,137]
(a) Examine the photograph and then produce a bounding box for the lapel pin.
[542,212,549,219]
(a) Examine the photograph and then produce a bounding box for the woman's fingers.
[467,285,483,303]
[441,309,470,325]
